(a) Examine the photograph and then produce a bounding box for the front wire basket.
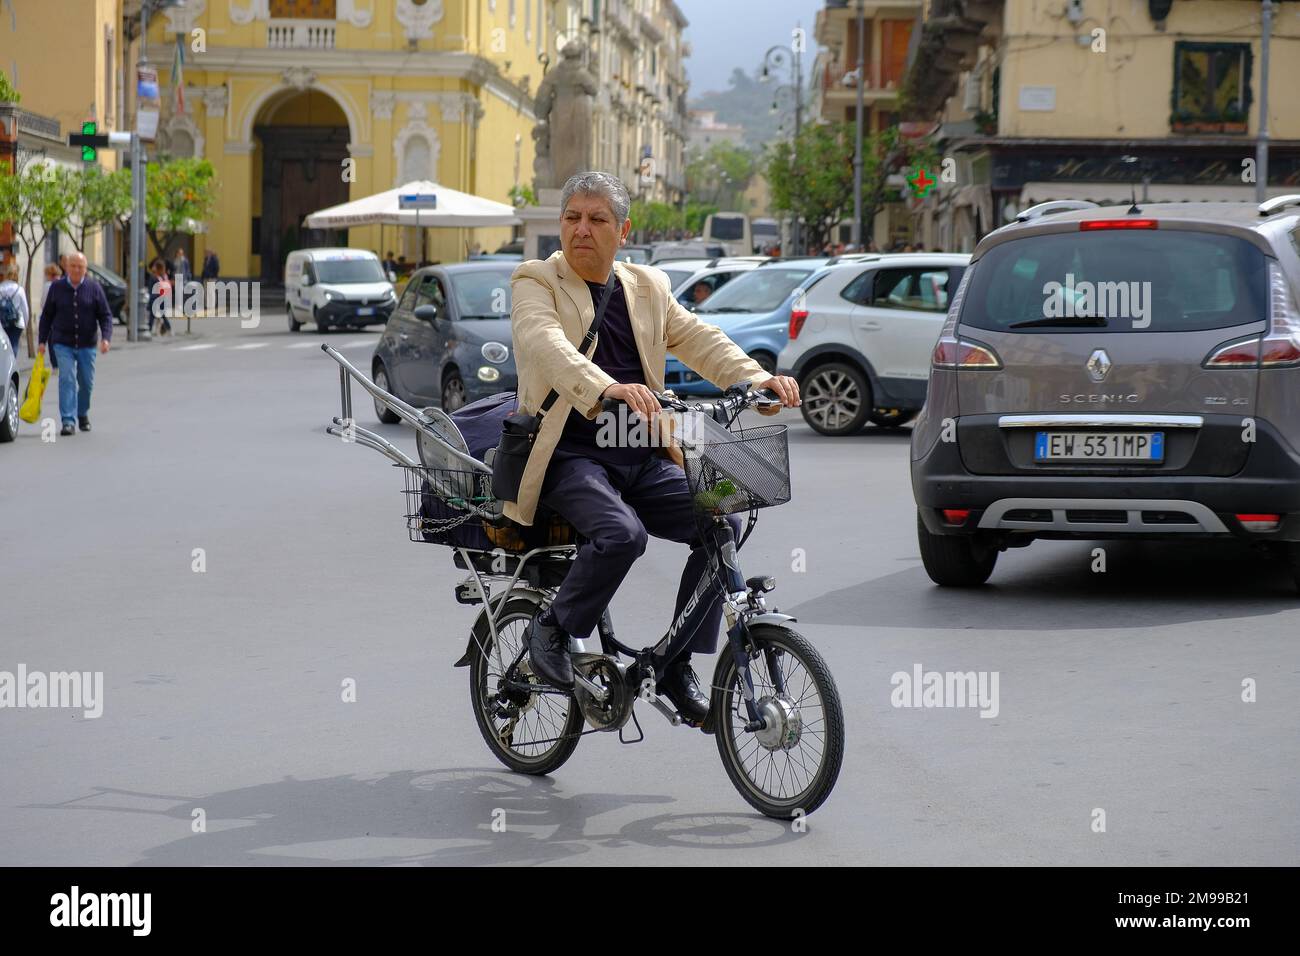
[677,411,791,515]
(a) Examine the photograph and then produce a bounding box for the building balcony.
[815,0,924,48]
[266,19,336,50]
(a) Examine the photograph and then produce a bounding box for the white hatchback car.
[778,253,971,435]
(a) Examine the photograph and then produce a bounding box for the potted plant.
[1221,105,1247,134]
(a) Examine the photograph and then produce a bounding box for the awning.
[1019,181,1300,206]
[303,180,522,229]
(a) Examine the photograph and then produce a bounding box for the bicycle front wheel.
[713,624,844,819]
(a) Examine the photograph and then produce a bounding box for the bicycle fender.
[453,588,547,667]
[746,611,798,626]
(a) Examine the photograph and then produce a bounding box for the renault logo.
[1087,349,1111,383]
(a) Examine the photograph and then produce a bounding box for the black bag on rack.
[490,273,617,502]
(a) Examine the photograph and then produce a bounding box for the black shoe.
[525,615,574,690]
[60,422,75,436]
[78,416,91,432]
[659,659,710,725]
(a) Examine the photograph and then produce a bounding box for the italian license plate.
[357,307,375,316]
[1034,431,1164,462]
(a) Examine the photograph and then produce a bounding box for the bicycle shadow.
[786,538,1298,630]
[24,768,799,866]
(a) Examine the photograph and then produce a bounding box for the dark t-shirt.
[554,278,652,464]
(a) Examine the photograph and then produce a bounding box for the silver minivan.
[911,197,1300,589]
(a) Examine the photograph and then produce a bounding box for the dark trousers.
[540,450,741,661]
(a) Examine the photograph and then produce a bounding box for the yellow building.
[140,0,557,280]
[1,0,121,281]
[811,0,921,248]
[905,0,1300,251]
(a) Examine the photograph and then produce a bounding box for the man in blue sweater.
[37,252,112,436]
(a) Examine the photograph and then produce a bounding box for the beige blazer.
[504,250,769,525]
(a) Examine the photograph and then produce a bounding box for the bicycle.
[320,343,844,819]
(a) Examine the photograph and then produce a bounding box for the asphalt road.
[2,313,1297,865]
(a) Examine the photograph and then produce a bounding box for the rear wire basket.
[678,412,791,515]
[401,464,498,545]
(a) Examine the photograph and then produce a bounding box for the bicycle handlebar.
[600,384,782,418]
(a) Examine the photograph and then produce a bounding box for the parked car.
[778,253,970,435]
[911,196,1300,589]
[371,261,518,417]
[652,240,726,262]
[671,260,764,307]
[665,260,829,394]
[616,245,653,264]
[88,263,128,325]
[284,248,397,333]
[0,328,18,443]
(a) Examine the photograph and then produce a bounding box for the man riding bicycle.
[506,171,800,723]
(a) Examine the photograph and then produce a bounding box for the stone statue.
[532,40,597,190]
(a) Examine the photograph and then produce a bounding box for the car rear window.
[960,230,1268,333]
[696,268,813,314]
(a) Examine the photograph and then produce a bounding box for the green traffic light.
[82,121,96,136]
[82,146,96,162]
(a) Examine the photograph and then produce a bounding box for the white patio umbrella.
[302,180,521,229]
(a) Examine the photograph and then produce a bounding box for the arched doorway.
[252,89,351,282]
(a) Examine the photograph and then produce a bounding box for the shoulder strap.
[537,271,618,417]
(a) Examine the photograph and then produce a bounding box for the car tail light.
[932,337,1001,369]
[1078,219,1159,231]
[1204,263,1300,368]
[789,306,808,339]
[1236,513,1281,531]
[1204,338,1261,368]
[941,509,971,526]
[1262,262,1300,366]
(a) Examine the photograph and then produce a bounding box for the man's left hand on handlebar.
[756,375,800,415]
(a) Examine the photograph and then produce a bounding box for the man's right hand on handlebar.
[601,382,661,421]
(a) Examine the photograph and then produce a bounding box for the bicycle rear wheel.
[713,624,844,818]
[468,598,583,775]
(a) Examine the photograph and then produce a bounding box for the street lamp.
[762,40,804,253]
[128,0,185,343]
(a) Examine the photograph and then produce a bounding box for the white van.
[284,248,397,333]
[702,212,752,257]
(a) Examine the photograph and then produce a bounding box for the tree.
[0,72,19,104]
[0,158,74,356]
[629,199,683,242]
[67,167,131,255]
[507,183,537,207]
[686,141,756,211]
[144,157,218,260]
[766,121,938,252]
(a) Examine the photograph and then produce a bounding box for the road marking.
[286,341,319,349]
[177,343,217,351]
[230,342,269,350]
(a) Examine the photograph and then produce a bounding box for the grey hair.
[560,171,631,225]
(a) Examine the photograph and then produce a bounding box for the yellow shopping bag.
[19,351,50,423]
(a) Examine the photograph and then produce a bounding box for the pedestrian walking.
[148,258,173,337]
[0,260,29,355]
[36,252,112,436]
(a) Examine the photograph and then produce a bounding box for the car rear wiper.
[701,306,751,313]
[1008,316,1109,329]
